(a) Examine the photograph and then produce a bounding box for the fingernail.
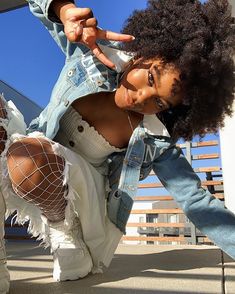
[131,36,135,40]
[110,64,117,71]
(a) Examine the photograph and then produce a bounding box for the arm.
[152,145,235,259]
[51,0,135,68]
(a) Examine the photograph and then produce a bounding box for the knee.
[6,137,65,197]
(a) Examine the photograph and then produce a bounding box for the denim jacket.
[27,0,220,236]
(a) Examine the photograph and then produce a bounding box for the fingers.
[64,7,95,42]
[66,23,83,42]
[81,17,97,28]
[90,44,115,69]
[65,17,97,43]
[97,28,135,42]
[67,7,93,20]
[79,7,93,19]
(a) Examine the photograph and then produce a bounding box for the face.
[114,59,183,115]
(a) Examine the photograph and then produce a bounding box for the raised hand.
[60,6,135,69]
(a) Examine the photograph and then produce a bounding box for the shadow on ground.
[6,242,234,294]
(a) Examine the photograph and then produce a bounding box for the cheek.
[126,68,146,87]
[114,86,126,108]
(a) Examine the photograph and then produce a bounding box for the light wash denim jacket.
[27,0,235,260]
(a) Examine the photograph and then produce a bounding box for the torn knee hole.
[6,137,66,198]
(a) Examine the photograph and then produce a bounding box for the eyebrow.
[152,66,172,108]
[152,65,175,109]
[153,65,161,85]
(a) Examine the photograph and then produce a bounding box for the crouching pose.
[0,0,234,291]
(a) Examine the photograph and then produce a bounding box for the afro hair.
[122,0,235,140]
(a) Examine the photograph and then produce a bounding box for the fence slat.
[178,140,219,149]
[122,236,186,242]
[134,193,224,201]
[138,180,223,189]
[131,209,183,214]
[126,222,185,228]
[192,153,219,160]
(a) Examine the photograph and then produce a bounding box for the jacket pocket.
[66,62,87,87]
[107,189,133,234]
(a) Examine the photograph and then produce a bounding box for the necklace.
[126,110,134,132]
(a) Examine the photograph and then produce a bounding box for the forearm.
[51,0,76,24]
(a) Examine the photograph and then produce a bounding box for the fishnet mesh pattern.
[7,137,67,222]
[0,97,7,154]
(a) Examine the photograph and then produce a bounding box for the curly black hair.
[121,0,235,140]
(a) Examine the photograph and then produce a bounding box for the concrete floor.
[5,242,235,294]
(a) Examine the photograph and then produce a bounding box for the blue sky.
[0,0,147,108]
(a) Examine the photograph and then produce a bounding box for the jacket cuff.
[28,0,74,24]
[48,0,75,23]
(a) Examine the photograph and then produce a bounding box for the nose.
[137,87,155,103]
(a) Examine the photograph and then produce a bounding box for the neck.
[108,92,143,118]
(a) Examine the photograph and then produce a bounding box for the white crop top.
[55,106,170,168]
[55,106,125,168]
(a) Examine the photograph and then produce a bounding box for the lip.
[124,88,145,113]
[125,88,133,107]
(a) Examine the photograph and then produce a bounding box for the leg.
[6,137,67,222]
[6,137,92,281]
[0,95,10,293]
[0,193,10,294]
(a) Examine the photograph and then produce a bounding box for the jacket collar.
[143,114,170,137]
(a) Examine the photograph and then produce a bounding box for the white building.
[0,0,27,13]
[0,80,42,125]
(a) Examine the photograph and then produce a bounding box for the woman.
[0,0,234,288]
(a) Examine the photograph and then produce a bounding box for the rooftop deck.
[6,242,235,294]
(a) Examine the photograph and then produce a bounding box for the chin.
[128,108,154,115]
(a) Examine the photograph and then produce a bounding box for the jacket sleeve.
[152,144,235,260]
[27,0,89,58]
[152,144,230,229]
[152,145,207,212]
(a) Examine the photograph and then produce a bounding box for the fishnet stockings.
[6,137,67,222]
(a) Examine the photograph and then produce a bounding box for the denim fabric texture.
[26,0,235,260]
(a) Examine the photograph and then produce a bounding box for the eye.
[148,71,154,86]
[155,97,165,110]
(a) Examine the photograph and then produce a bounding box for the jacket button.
[97,80,103,86]
[64,99,69,107]
[160,147,168,155]
[69,140,75,147]
[68,70,74,77]
[77,125,84,132]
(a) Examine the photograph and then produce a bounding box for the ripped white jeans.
[0,98,122,273]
